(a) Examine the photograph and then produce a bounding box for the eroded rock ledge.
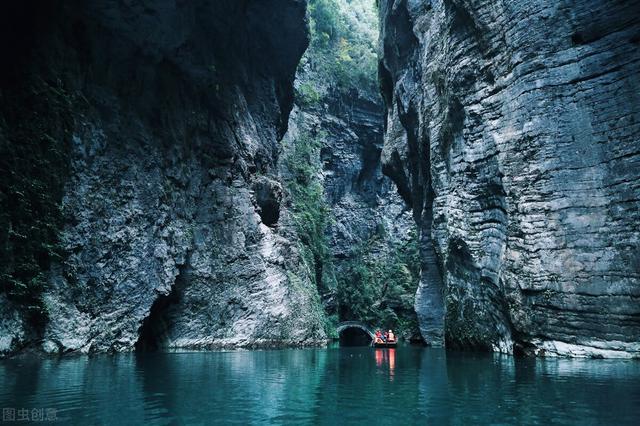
[379,0,640,357]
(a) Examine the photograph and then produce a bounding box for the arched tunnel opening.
[339,327,373,347]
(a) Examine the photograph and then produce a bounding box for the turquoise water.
[1,346,639,425]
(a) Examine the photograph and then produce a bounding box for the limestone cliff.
[1,0,326,355]
[379,0,640,357]
[282,0,419,339]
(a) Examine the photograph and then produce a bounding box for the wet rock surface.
[379,0,640,356]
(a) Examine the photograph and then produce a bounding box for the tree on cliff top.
[296,0,379,105]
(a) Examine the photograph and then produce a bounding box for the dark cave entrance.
[134,289,178,352]
[253,178,282,227]
[135,264,187,352]
[339,327,373,346]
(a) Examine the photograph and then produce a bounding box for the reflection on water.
[1,347,639,425]
[375,349,396,381]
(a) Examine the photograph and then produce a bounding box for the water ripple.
[1,347,639,425]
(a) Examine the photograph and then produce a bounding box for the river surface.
[1,346,639,425]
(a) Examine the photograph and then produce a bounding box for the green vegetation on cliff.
[287,0,420,339]
[282,120,421,338]
[283,128,336,297]
[296,0,379,104]
[337,227,420,336]
[282,124,420,338]
[0,78,74,327]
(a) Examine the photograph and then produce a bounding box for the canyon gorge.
[1,0,638,359]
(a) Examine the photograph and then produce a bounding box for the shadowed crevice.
[135,262,188,352]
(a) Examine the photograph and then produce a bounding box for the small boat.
[373,340,397,348]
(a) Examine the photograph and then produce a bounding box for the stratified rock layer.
[379,0,640,357]
[1,0,326,355]
[283,93,415,325]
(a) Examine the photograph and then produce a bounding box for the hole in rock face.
[135,290,179,352]
[257,198,280,226]
[571,32,585,45]
[339,327,373,347]
[135,264,186,352]
[253,177,282,227]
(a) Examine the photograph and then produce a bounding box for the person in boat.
[388,330,395,342]
[383,331,389,342]
[375,330,383,343]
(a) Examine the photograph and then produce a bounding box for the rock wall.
[379,0,640,357]
[281,0,420,338]
[1,0,327,355]
[283,90,416,330]
[319,94,411,266]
